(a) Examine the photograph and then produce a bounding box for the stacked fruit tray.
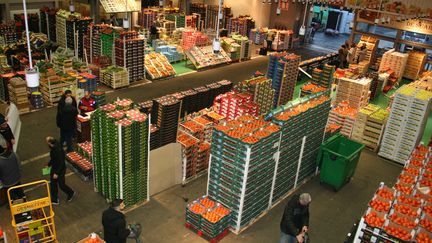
[77,73,97,92]
[144,52,176,80]
[91,100,149,206]
[368,72,380,100]
[271,93,330,201]
[76,17,92,59]
[0,22,17,45]
[30,92,45,109]
[153,96,181,147]
[66,152,93,178]
[249,28,267,45]
[177,131,200,180]
[100,66,129,89]
[356,145,432,243]
[186,196,231,239]
[300,83,327,98]
[379,86,432,164]
[87,24,106,62]
[150,124,160,151]
[77,141,92,160]
[115,31,145,82]
[55,10,81,49]
[8,77,30,113]
[214,92,258,121]
[138,8,158,29]
[208,115,281,232]
[234,75,275,115]
[194,116,214,142]
[379,49,409,82]
[101,26,121,59]
[324,124,341,142]
[92,91,106,107]
[335,76,372,109]
[267,52,300,107]
[327,102,358,138]
[155,45,184,63]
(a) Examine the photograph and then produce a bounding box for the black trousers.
[50,173,73,201]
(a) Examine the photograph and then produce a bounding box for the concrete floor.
[1,44,405,242]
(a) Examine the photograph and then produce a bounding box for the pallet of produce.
[100,66,129,89]
[8,77,30,113]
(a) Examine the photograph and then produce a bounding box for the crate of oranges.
[416,227,432,243]
[388,210,419,229]
[363,207,386,229]
[383,220,415,242]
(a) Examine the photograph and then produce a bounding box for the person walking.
[279,193,311,243]
[357,43,368,63]
[266,31,275,51]
[347,43,357,64]
[102,199,132,243]
[46,136,75,205]
[78,91,96,115]
[338,45,347,68]
[58,97,78,152]
[0,135,24,201]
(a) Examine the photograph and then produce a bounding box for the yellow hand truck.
[7,180,57,243]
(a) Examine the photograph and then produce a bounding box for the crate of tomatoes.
[388,210,419,229]
[382,220,415,242]
[416,227,432,243]
[363,207,386,229]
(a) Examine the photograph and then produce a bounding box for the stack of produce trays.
[92,91,106,106]
[100,66,129,89]
[300,83,327,98]
[335,76,372,109]
[235,75,275,115]
[185,196,231,239]
[193,116,214,142]
[180,89,199,115]
[196,142,211,174]
[324,124,341,142]
[214,92,258,121]
[77,141,92,160]
[115,31,145,82]
[327,102,358,138]
[66,151,93,178]
[379,86,432,164]
[78,73,98,92]
[208,115,280,232]
[8,77,30,113]
[150,124,160,151]
[153,96,181,147]
[91,99,149,206]
[356,145,432,242]
[271,93,330,201]
[177,131,200,180]
[194,86,212,109]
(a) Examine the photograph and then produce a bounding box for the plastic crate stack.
[267,52,300,107]
[66,151,93,179]
[14,13,39,33]
[186,14,200,29]
[155,45,184,63]
[335,76,372,109]
[189,3,206,25]
[234,75,275,115]
[30,92,45,109]
[270,93,330,201]
[87,24,107,63]
[355,145,432,243]
[40,7,58,42]
[327,102,358,138]
[100,66,129,89]
[249,28,267,45]
[354,105,389,152]
[55,10,81,49]
[115,31,145,82]
[91,91,106,107]
[177,130,200,180]
[152,95,181,147]
[186,196,231,240]
[208,116,280,232]
[404,51,427,80]
[0,22,17,45]
[91,100,149,207]
[311,64,335,88]
[8,77,30,113]
[213,92,259,121]
[144,52,176,80]
[166,14,186,28]
[227,16,255,37]
[272,30,293,51]
[369,72,380,100]
[379,49,409,82]
[77,72,97,92]
[138,8,158,29]
[101,26,121,59]
[324,124,342,141]
[379,86,432,164]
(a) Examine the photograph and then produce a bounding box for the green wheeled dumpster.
[316,134,365,191]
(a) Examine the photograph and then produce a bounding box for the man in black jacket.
[0,114,15,151]
[58,97,78,152]
[0,135,24,201]
[46,136,75,205]
[102,199,131,243]
[280,193,311,243]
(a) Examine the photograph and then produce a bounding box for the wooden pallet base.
[185,223,229,243]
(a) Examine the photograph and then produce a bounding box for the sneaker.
[52,200,60,205]
[67,191,76,202]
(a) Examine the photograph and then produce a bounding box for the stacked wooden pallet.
[8,77,29,113]
[100,66,129,89]
[335,76,372,109]
[379,49,409,82]
[403,51,427,80]
[356,35,378,63]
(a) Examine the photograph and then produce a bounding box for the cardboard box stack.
[138,8,158,29]
[335,76,372,109]
[379,49,409,82]
[91,100,149,207]
[213,92,259,120]
[379,86,432,164]
[234,75,275,115]
[227,16,255,37]
[267,52,300,107]
[404,51,427,80]
[8,77,30,113]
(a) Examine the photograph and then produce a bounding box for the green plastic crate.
[316,134,365,191]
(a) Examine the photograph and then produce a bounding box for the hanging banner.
[346,0,432,17]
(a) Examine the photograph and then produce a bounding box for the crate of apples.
[383,221,414,242]
[388,211,418,229]
[416,227,432,243]
[394,202,421,218]
[363,208,386,228]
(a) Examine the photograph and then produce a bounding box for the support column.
[394,29,403,51]
[90,0,99,23]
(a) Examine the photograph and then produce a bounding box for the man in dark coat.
[46,136,75,205]
[280,193,311,243]
[0,114,15,151]
[58,97,78,152]
[0,135,24,201]
[102,199,131,243]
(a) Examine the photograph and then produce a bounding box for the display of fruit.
[202,211,222,223]
[200,197,215,209]
[399,174,416,185]
[394,204,418,218]
[384,226,412,241]
[410,158,424,167]
[389,213,417,229]
[421,179,432,187]
[404,166,421,176]
[213,205,230,217]
[189,203,205,215]
[377,188,395,200]
[370,199,391,212]
[420,218,432,232]
[364,211,385,228]
[397,194,422,207]
[416,232,432,243]
[424,205,432,216]
[395,183,414,195]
